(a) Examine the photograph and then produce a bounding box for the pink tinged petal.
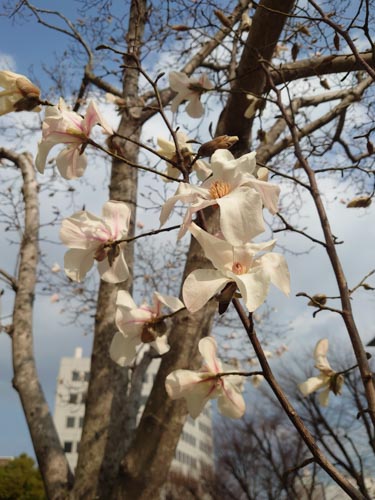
[189,223,234,271]
[234,270,271,312]
[218,380,246,418]
[165,370,214,418]
[185,95,204,118]
[151,335,170,356]
[318,387,331,406]
[216,187,265,245]
[55,145,87,179]
[60,212,104,249]
[258,253,290,296]
[83,101,113,136]
[154,291,184,313]
[298,375,328,396]
[109,331,138,367]
[101,201,131,240]
[198,337,222,374]
[183,269,231,313]
[64,248,94,282]
[97,248,129,283]
[243,177,280,214]
[116,290,137,310]
[314,339,333,372]
[35,140,56,174]
[115,306,151,337]
[159,183,203,227]
[199,74,214,90]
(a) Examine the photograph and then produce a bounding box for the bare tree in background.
[0,0,374,498]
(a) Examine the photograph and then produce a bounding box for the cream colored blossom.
[0,70,41,115]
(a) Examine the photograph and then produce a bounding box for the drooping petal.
[101,201,131,240]
[154,292,184,313]
[109,331,138,367]
[218,380,246,418]
[185,95,204,118]
[35,140,56,174]
[55,145,87,179]
[97,248,129,283]
[183,269,230,313]
[318,386,331,406]
[298,375,328,396]
[198,337,222,374]
[234,269,270,312]
[257,253,290,296]
[314,339,332,372]
[64,248,94,282]
[216,187,265,245]
[189,223,233,272]
[165,370,214,418]
[151,335,170,356]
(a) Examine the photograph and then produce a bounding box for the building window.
[66,416,75,428]
[198,422,212,436]
[182,431,196,446]
[72,370,80,381]
[79,417,84,428]
[64,441,73,453]
[81,392,87,404]
[175,450,197,468]
[84,371,90,382]
[199,441,213,455]
[69,393,78,404]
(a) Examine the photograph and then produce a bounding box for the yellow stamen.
[209,180,231,199]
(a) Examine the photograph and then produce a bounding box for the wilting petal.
[314,339,332,372]
[183,269,230,313]
[109,331,138,367]
[234,269,270,312]
[186,95,204,118]
[257,253,290,296]
[97,248,129,283]
[318,386,331,406]
[154,292,184,313]
[101,201,131,240]
[218,381,246,418]
[165,370,214,418]
[189,223,233,271]
[56,145,87,179]
[64,248,94,282]
[151,335,170,356]
[298,375,328,396]
[216,187,264,245]
[199,337,222,374]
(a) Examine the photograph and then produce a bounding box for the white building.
[53,348,214,477]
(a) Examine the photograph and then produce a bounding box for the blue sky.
[0,1,374,464]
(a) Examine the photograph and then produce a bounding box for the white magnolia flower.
[36,98,113,179]
[110,290,184,367]
[299,339,344,406]
[182,223,290,313]
[244,94,260,119]
[0,70,41,115]
[160,149,280,245]
[169,71,214,118]
[157,131,211,181]
[165,336,246,419]
[60,200,130,283]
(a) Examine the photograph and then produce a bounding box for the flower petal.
[101,201,131,240]
[151,335,170,356]
[257,252,290,296]
[314,339,332,372]
[116,290,137,310]
[169,71,190,92]
[189,223,233,271]
[60,211,104,249]
[154,292,184,313]
[64,248,94,282]
[216,187,265,245]
[183,269,230,313]
[242,177,280,214]
[234,270,270,312]
[56,145,87,179]
[115,305,152,336]
[198,337,222,374]
[185,95,204,118]
[35,140,55,174]
[109,331,138,367]
[218,380,246,418]
[298,375,328,396]
[83,101,113,136]
[97,247,129,283]
[318,386,331,406]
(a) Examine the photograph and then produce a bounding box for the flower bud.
[346,195,372,208]
[330,373,344,395]
[197,135,238,158]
